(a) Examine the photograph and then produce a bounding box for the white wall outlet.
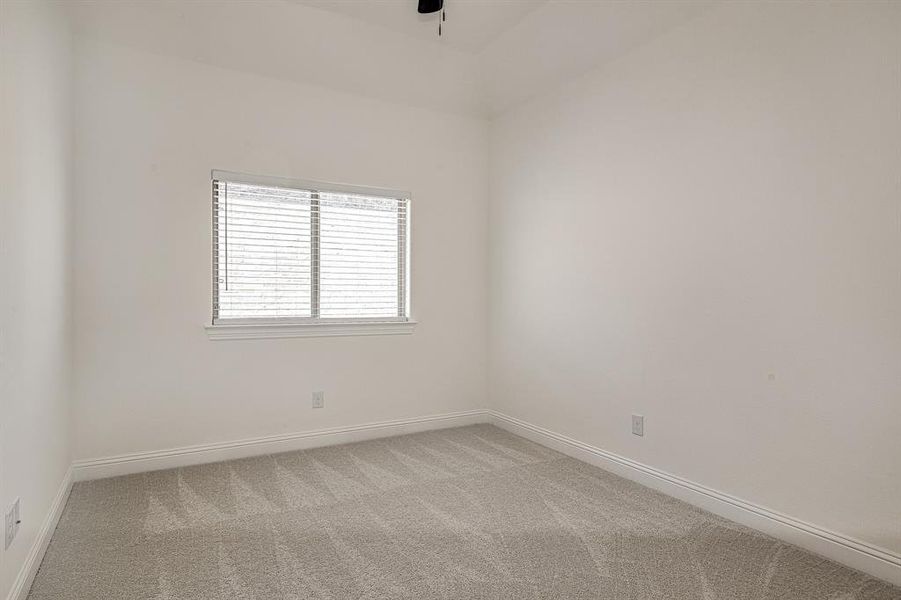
[4,498,20,550]
[631,414,644,437]
[312,391,324,409]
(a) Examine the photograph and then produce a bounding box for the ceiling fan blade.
[417,0,444,14]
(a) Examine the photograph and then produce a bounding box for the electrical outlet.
[5,498,20,550]
[312,391,324,409]
[631,414,644,437]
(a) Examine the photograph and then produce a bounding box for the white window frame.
[205,170,415,340]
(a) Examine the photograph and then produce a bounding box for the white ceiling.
[481,0,715,114]
[293,0,547,54]
[67,0,716,118]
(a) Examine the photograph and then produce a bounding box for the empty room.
[1,0,899,598]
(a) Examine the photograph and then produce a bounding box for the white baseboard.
[72,409,489,481]
[49,408,901,590]
[488,410,901,588]
[5,467,73,600]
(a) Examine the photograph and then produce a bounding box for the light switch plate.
[632,414,644,437]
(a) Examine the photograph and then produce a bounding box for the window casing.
[211,171,410,328]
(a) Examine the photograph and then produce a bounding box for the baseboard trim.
[5,466,73,600]
[72,409,489,481]
[56,408,901,587]
[488,410,901,588]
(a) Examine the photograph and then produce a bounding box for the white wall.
[7,0,898,591]
[67,0,483,117]
[0,0,73,596]
[72,38,489,461]
[489,0,901,557]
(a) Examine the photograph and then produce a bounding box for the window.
[209,171,412,339]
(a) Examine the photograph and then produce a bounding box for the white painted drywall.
[489,0,901,556]
[478,0,714,115]
[10,0,899,589]
[65,0,718,119]
[66,0,484,117]
[71,38,489,461]
[0,0,73,596]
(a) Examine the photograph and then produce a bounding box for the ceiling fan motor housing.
[418,0,444,15]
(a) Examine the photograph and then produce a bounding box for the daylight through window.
[212,171,409,324]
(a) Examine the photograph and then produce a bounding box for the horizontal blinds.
[213,176,408,323]
[213,181,312,320]
[319,191,405,319]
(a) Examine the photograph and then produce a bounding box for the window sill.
[205,320,417,341]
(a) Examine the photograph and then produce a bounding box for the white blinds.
[212,172,409,324]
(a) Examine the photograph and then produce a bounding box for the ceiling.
[293,0,547,54]
[480,0,715,114]
[67,0,716,118]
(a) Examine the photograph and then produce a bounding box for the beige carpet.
[29,425,899,599]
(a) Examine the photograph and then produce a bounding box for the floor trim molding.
[5,466,73,600]
[62,408,901,588]
[488,410,901,588]
[72,409,489,481]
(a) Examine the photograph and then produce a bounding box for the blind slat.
[217,206,405,225]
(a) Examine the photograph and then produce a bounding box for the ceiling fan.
[418,0,446,37]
